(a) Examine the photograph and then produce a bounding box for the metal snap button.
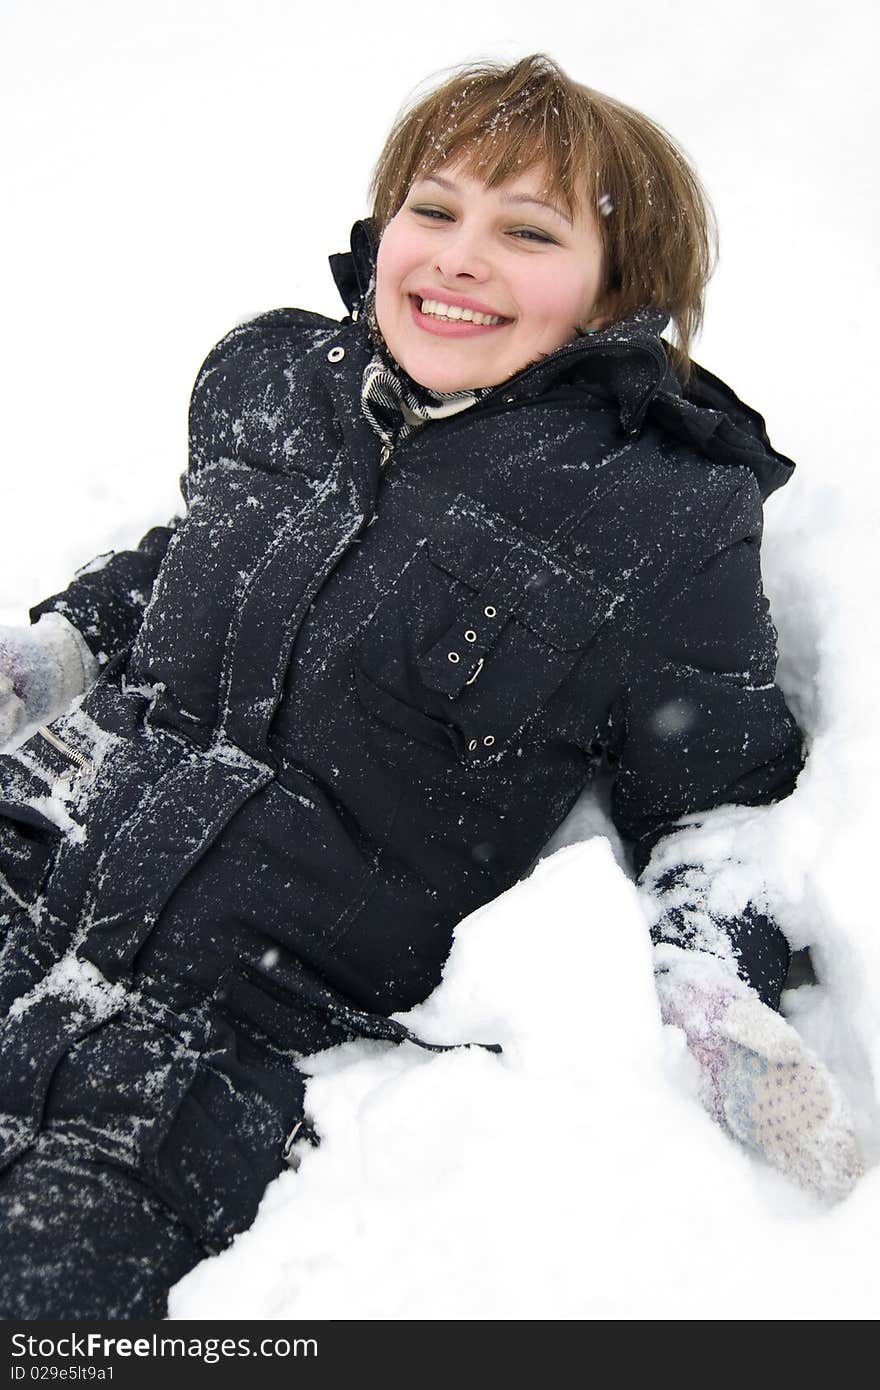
[468,739,478,751]
[464,630,477,642]
[483,735,495,746]
[327,346,345,362]
[484,605,496,618]
[448,651,460,663]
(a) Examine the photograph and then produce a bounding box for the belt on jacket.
[221,949,503,1059]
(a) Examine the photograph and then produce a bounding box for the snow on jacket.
[0,221,803,1210]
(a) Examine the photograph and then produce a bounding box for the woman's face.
[374,160,612,393]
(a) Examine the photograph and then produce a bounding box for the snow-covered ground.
[3,0,879,1320]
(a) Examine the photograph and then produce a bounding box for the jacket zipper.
[365,443,394,526]
[37,725,91,772]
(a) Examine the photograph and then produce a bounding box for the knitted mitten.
[655,949,863,1201]
[0,614,98,747]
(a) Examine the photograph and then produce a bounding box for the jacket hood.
[330,220,795,501]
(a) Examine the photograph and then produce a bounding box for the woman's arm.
[10,311,281,677]
[0,315,255,725]
[28,519,179,670]
[1,309,322,749]
[0,520,179,748]
[609,474,803,1007]
[607,481,860,1195]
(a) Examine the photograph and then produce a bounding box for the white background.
[2,0,876,612]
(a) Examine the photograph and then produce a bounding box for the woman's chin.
[395,354,503,395]
[416,373,489,393]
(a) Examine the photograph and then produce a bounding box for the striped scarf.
[359,281,490,450]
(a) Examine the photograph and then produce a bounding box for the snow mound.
[170,839,879,1320]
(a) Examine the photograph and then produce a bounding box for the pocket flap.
[428,494,614,651]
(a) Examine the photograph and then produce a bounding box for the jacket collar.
[329,218,380,315]
[330,219,795,500]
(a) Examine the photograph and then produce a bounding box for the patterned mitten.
[655,949,863,1201]
[0,674,27,746]
[0,614,98,747]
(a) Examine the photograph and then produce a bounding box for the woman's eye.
[411,206,453,221]
[510,228,556,245]
[408,207,556,244]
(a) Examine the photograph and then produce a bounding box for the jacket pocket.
[0,964,129,1173]
[354,493,613,763]
[0,808,59,911]
[146,1013,306,1252]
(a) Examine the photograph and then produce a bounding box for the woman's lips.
[408,296,511,337]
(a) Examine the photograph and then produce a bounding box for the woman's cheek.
[528,279,582,334]
[375,233,404,298]
[532,305,581,352]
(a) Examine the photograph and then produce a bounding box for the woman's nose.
[434,225,491,281]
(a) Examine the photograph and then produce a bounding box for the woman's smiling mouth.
[409,294,513,336]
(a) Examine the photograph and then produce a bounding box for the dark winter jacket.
[0,221,803,1242]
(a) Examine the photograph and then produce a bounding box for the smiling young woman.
[369,55,716,381]
[374,162,613,392]
[0,52,860,1321]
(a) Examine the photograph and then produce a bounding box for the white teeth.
[419,298,503,326]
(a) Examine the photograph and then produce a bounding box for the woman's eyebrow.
[418,173,573,226]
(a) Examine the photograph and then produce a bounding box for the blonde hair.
[369,54,717,377]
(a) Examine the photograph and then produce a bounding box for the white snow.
[8,952,126,1025]
[169,842,880,1320]
[2,0,879,1322]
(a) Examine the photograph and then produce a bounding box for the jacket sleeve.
[30,310,321,669]
[25,312,301,668]
[607,476,805,1009]
[28,519,180,669]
